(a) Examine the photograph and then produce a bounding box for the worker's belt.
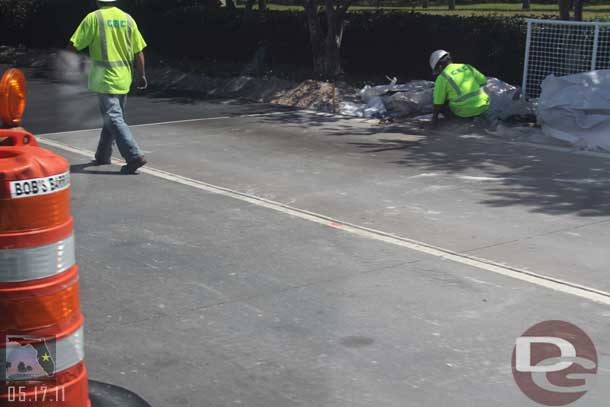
[94,9,134,69]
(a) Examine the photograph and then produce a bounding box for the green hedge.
[0,1,528,83]
[342,13,527,83]
[139,8,528,83]
[268,0,604,6]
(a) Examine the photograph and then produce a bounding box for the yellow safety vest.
[70,7,147,94]
[433,63,490,118]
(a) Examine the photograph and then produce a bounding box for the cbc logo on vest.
[512,320,598,406]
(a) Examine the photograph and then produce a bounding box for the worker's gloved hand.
[136,75,148,90]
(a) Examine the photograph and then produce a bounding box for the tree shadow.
[256,111,610,217]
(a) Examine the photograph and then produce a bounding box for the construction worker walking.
[429,50,492,128]
[69,0,148,174]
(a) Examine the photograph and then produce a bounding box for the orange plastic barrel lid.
[0,68,27,128]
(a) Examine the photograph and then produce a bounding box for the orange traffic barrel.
[0,129,90,407]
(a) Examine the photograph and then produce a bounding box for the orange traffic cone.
[0,129,90,407]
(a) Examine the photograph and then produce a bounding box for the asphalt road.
[13,71,610,407]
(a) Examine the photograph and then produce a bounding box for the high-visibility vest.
[70,6,146,94]
[438,63,490,118]
[91,8,136,70]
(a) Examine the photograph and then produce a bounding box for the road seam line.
[38,136,610,306]
[34,111,292,137]
[464,219,610,254]
[504,140,610,160]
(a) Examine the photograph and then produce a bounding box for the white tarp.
[340,79,435,118]
[382,81,434,116]
[339,77,531,120]
[538,70,610,151]
[485,78,531,120]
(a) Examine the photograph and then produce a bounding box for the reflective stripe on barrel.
[2,324,85,381]
[0,234,75,282]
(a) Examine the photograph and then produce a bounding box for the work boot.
[121,156,147,174]
[92,158,111,165]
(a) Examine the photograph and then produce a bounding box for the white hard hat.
[429,50,450,70]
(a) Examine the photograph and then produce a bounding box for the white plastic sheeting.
[538,70,610,151]
[339,77,531,120]
[485,78,531,120]
[339,79,434,118]
[383,81,434,116]
[339,101,367,117]
[339,97,387,118]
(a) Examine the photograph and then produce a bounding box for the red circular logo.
[512,320,597,406]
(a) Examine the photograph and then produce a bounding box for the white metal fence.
[522,18,610,99]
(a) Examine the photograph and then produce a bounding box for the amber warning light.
[0,68,27,128]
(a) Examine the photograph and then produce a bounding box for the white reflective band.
[454,88,483,103]
[0,234,75,282]
[93,10,134,70]
[95,10,109,62]
[441,71,461,95]
[4,326,84,380]
[126,13,133,58]
[93,60,132,68]
[53,326,85,374]
[9,171,70,199]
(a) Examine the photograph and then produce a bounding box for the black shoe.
[121,156,147,174]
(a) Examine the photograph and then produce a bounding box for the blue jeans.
[96,94,142,163]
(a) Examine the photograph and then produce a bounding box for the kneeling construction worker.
[429,50,491,127]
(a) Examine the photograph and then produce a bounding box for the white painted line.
[35,111,292,138]
[130,111,290,129]
[37,137,610,306]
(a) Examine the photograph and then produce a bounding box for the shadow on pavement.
[257,111,610,218]
[71,163,123,176]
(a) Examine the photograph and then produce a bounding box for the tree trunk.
[226,0,236,9]
[559,0,570,19]
[258,0,267,11]
[522,0,530,10]
[305,0,350,78]
[305,0,325,75]
[574,0,584,20]
[324,0,344,77]
[423,0,429,9]
[448,0,456,11]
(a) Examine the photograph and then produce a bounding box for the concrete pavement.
[15,73,610,406]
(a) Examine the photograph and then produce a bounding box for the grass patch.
[256,2,610,18]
